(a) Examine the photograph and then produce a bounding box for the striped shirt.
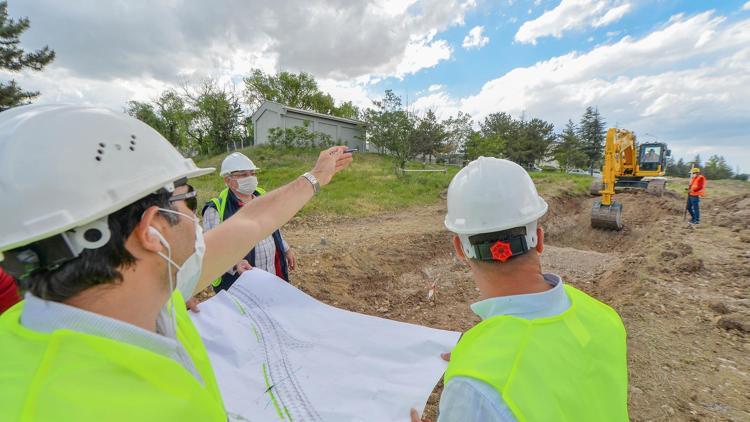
[202,197,289,277]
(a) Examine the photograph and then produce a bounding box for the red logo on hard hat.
[490,241,513,262]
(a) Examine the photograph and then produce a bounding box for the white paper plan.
[191,269,461,422]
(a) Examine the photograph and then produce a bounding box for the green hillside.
[191,146,593,217]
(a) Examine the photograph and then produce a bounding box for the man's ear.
[536,226,544,254]
[133,206,167,253]
[452,235,467,260]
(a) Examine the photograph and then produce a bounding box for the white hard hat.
[220,152,259,176]
[0,104,214,257]
[445,157,548,261]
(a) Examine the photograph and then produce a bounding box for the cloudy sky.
[5,0,750,171]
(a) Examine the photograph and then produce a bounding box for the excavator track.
[645,178,667,196]
[591,200,623,230]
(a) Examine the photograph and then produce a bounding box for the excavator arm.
[591,128,624,230]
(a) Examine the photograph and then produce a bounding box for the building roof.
[252,100,365,126]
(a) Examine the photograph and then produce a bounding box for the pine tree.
[691,154,702,169]
[554,119,587,171]
[0,1,55,110]
[577,106,606,173]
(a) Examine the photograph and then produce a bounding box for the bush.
[268,121,335,149]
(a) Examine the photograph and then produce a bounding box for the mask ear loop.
[150,208,199,340]
[151,227,180,338]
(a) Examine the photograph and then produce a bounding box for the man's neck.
[474,262,552,300]
[64,272,168,333]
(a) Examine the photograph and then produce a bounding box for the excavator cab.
[638,143,669,173]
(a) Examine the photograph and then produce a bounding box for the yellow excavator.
[590,128,670,230]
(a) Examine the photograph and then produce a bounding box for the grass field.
[191,146,597,217]
[665,176,749,198]
[191,146,461,217]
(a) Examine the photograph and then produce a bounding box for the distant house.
[252,101,366,150]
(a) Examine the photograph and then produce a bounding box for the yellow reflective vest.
[0,290,226,421]
[445,285,628,422]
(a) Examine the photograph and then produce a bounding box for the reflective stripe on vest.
[209,187,267,287]
[0,290,226,421]
[444,285,628,422]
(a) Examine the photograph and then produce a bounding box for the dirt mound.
[710,193,750,232]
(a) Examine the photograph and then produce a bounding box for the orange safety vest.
[689,175,706,196]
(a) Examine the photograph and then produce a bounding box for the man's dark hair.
[20,192,179,302]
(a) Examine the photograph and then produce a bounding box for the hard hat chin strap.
[468,226,530,263]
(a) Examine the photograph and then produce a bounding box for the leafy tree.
[0,1,55,110]
[411,109,447,162]
[126,101,164,134]
[363,90,416,169]
[153,90,191,150]
[473,112,555,167]
[335,101,360,120]
[577,106,606,173]
[464,131,504,161]
[243,68,358,119]
[443,111,473,156]
[512,117,555,167]
[184,79,245,156]
[554,120,588,171]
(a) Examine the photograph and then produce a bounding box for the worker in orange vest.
[687,167,706,225]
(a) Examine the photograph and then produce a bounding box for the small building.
[252,101,366,150]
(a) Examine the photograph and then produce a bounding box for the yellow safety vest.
[0,290,226,421]
[445,285,628,422]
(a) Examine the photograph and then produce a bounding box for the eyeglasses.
[169,185,197,212]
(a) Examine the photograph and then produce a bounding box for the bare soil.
[200,184,750,421]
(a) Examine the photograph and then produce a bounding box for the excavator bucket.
[591,200,623,230]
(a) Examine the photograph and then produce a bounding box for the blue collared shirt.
[437,273,571,422]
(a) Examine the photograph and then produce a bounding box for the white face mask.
[152,208,205,298]
[235,175,258,195]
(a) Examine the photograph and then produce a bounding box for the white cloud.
[462,26,490,49]
[393,31,453,79]
[515,0,633,44]
[415,11,750,170]
[317,78,376,110]
[593,3,632,27]
[428,84,443,92]
[410,87,462,119]
[743,2,750,11]
[8,0,476,109]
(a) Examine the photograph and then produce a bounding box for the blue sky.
[5,0,750,172]
[397,1,744,99]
